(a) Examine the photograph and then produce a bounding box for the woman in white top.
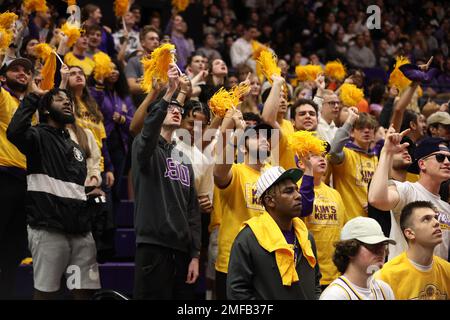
[320,217,396,300]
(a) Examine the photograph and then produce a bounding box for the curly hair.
[332,239,361,274]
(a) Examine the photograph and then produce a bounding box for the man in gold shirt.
[375,201,450,300]
[213,108,315,299]
[0,58,35,298]
[213,108,272,299]
[329,108,379,221]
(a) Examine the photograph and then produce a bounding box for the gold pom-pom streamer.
[114,0,129,17]
[61,22,82,48]
[0,12,18,29]
[140,43,176,93]
[256,49,281,84]
[295,64,323,82]
[65,0,77,5]
[35,43,57,90]
[252,41,267,83]
[339,83,364,107]
[324,60,346,81]
[0,27,13,52]
[23,0,48,13]
[93,51,114,82]
[388,56,411,92]
[209,87,236,118]
[288,130,327,158]
[231,82,250,105]
[172,0,190,12]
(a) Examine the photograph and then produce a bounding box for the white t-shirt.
[173,134,214,201]
[388,210,408,261]
[320,276,395,300]
[391,180,450,261]
[317,116,338,144]
[230,37,256,71]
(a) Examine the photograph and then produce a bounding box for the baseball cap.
[0,58,34,75]
[408,137,449,174]
[426,111,450,126]
[340,217,396,245]
[256,166,303,199]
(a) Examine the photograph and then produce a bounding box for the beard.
[6,78,28,93]
[48,106,75,124]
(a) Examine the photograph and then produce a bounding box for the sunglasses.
[422,153,450,163]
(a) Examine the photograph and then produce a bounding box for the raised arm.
[299,155,315,217]
[390,82,419,131]
[368,126,409,211]
[213,108,243,188]
[6,91,41,154]
[134,64,179,168]
[261,75,284,129]
[328,107,359,165]
[129,81,162,137]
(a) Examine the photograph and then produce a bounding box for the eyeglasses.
[168,105,184,115]
[422,153,450,163]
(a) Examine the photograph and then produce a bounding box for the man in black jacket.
[227,166,322,300]
[7,88,101,299]
[132,64,201,299]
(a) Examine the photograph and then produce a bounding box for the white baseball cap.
[341,217,396,245]
[256,166,303,199]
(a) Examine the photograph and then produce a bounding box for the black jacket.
[131,98,201,258]
[7,93,90,234]
[227,227,322,300]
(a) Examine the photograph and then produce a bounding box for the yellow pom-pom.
[140,43,175,93]
[114,0,129,17]
[209,87,235,118]
[288,131,327,158]
[34,42,53,59]
[0,27,13,52]
[295,64,323,82]
[23,0,48,13]
[252,41,268,82]
[61,22,83,48]
[21,257,33,265]
[231,82,250,105]
[324,60,346,81]
[65,0,77,6]
[388,56,411,92]
[93,52,114,82]
[0,12,18,29]
[172,0,190,12]
[256,49,281,83]
[339,83,364,107]
[34,43,56,90]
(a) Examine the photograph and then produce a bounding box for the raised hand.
[271,74,285,86]
[346,106,359,125]
[179,74,192,94]
[418,56,433,71]
[167,63,180,94]
[382,125,410,155]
